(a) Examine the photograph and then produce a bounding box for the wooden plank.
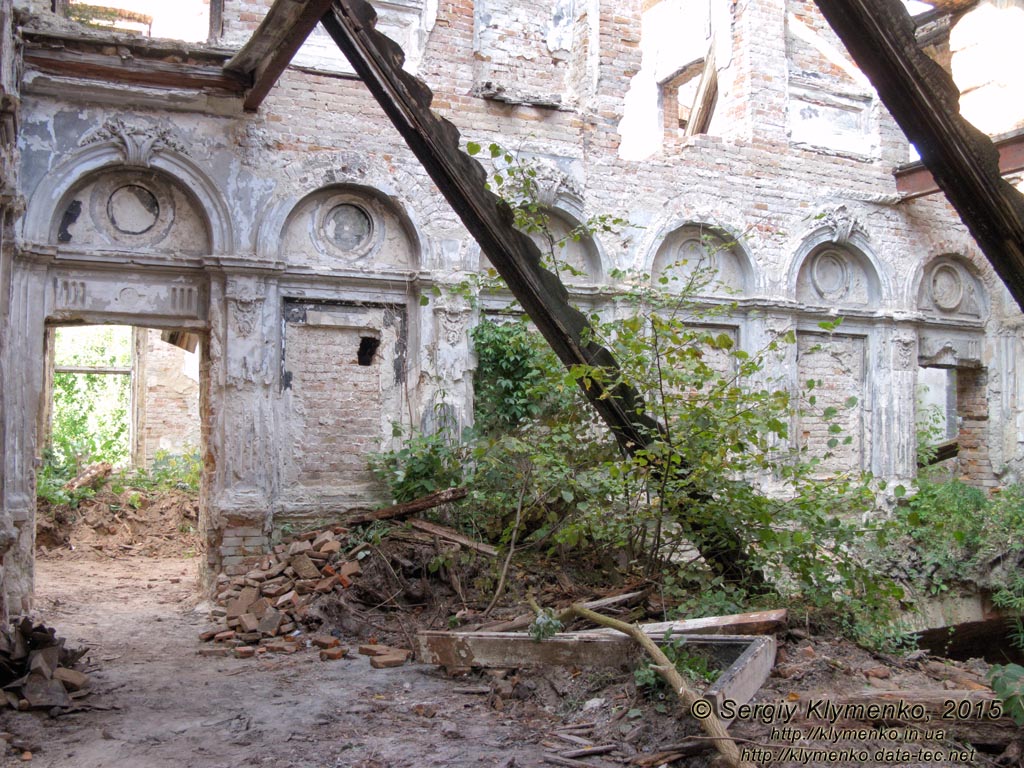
[320,0,758,583]
[419,630,753,669]
[406,518,498,556]
[24,47,248,93]
[471,591,648,632]
[344,487,467,525]
[684,39,717,137]
[54,365,131,375]
[813,0,1024,312]
[705,636,776,723]
[417,629,643,671]
[224,0,335,111]
[584,608,788,638]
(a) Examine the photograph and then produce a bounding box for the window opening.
[63,0,212,43]
[357,336,381,366]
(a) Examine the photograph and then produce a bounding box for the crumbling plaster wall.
[0,0,21,619]
[2,0,1024,610]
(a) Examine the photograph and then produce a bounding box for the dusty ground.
[1,555,558,767]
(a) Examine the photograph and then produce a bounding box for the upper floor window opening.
[59,0,213,43]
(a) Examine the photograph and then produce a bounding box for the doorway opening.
[36,324,204,559]
[916,364,995,487]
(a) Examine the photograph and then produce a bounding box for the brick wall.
[284,324,382,490]
[797,334,866,475]
[134,329,201,467]
[956,367,997,488]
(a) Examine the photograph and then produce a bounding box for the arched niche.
[479,205,605,287]
[48,167,211,255]
[277,184,419,271]
[22,138,232,254]
[794,242,881,308]
[528,206,604,286]
[916,255,988,320]
[650,224,752,297]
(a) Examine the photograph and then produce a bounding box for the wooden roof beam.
[25,46,247,94]
[224,0,335,112]
[813,0,1024,311]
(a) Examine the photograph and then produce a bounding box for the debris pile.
[201,527,413,664]
[37,476,200,558]
[0,619,89,711]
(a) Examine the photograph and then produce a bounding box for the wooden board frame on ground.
[416,630,776,721]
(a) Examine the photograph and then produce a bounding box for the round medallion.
[107,184,160,235]
[811,249,850,300]
[324,203,372,251]
[930,263,964,312]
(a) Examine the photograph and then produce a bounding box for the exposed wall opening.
[357,336,381,367]
[59,0,213,43]
[37,324,204,558]
[915,363,995,487]
[917,365,958,463]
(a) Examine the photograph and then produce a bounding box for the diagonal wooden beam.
[320,0,765,583]
[813,0,1024,311]
[225,0,334,112]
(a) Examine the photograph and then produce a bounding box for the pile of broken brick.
[0,619,89,712]
[199,527,411,668]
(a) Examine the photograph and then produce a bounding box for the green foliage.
[915,400,946,468]
[47,326,133,472]
[470,319,573,434]
[635,635,720,705]
[122,449,202,493]
[528,608,564,642]
[988,663,1024,725]
[368,427,465,503]
[35,448,96,509]
[894,480,1024,600]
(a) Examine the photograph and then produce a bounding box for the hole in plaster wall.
[357,336,380,366]
[57,200,82,244]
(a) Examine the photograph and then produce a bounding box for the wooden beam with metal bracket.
[896,128,1024,200]
[224,0,335,112]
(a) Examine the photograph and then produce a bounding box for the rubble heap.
[200,526,410,665]
[0,619,89,711]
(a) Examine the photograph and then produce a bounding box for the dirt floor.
[7,480,1022,767]
[5,551,1021,768]
[1,555,557,767]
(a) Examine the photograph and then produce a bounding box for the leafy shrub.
[375,143,901,631]
[369,428,465,503]
[988,663,1024,725]
[128,449,202,492]
[894,479,1024,597]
